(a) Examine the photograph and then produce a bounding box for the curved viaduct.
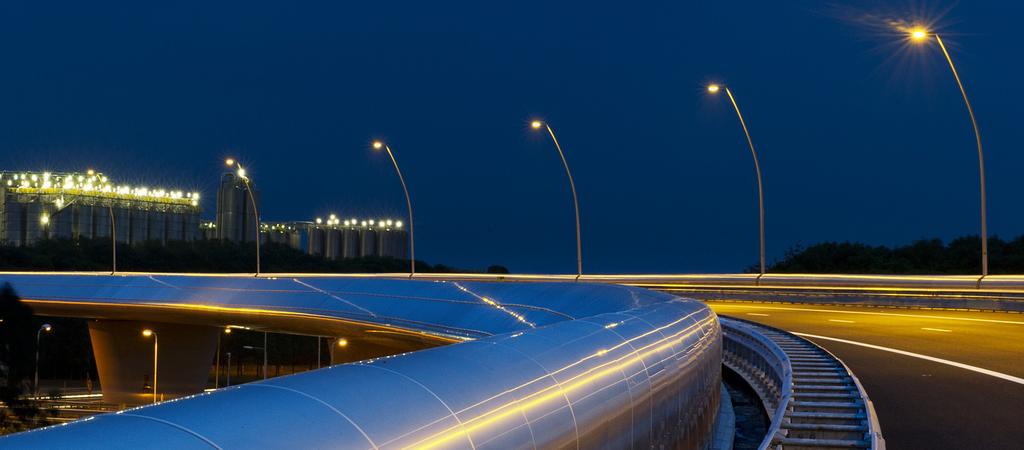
[0,273,722,449]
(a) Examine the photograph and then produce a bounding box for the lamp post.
[242,332,267,380]
[141,329,158,403]
[34,324,52,396]
[225,158,261,276]
[225,352,232,387]
[215,327,231,388]
[109,205,117,274]
[530,120,583,279]
[707,84,767,275]
[908,28,989,276]
[372,141,416,277]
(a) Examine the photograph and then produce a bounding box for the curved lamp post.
[34,323,52,396]
[908,28,989,276]
[225,158,261,276]
[141,329,158,403]
[707,84,766,275]
[372,141,416,277]
[530,120,583,279]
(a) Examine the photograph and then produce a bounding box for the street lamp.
[226,158,261,276]
[707,84,767,275]
[215,327,231,388]
[34,324,52,396]
[109,205,117,274]
[906,28,989,276]
[242,331,268,380]
[372,141,416,277]
[141,329,158,403]
[530,120,583,279]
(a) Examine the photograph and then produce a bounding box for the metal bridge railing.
[720,317,884,449]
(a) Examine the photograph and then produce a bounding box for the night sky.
[1,1,1022,273]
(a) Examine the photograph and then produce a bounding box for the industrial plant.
[203,170,409,259]
[0,170,201,246]
[0,168,410,261]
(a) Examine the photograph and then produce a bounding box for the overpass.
[1,271,1022,448]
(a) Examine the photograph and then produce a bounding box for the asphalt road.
[707,301,1024,450]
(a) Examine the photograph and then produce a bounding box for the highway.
[708,301,1024,450]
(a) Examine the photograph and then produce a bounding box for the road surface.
[707,301,1024,450]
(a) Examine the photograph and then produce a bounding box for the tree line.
[765,235,1024,274]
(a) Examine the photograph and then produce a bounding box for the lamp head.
[707,84,721,93]
[372,141,384,150]
[41,323,52,332]
[142,329,153,337]
[224,327,232,334]
[910,29,928,41]
[225,158,235,166]
[337,338,348,347]
[237,167,247,178]
[530,120,543,129]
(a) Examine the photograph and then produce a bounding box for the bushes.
[768,235,1024,274]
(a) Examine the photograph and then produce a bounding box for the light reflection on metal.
[452,282,535,327]
[0,274,720,449]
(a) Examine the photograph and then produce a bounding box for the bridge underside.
[26,299,455,405]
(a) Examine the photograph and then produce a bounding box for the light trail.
[794,333,1024,386]
[400,315,716,449]
[451,282,536,327]
[20,298,464,343]
[708,304,1024,326]
[382,310,707,447]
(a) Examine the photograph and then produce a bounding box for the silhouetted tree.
[486,265,510,274]
[769,235,1024,275]
[0,284,43,433]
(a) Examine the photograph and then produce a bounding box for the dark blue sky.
[1,1,1022,273]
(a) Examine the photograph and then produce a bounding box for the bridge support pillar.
[88,320,218,405]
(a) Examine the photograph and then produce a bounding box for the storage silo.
[359,222,378,257]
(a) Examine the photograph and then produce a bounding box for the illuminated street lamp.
[225,158,261,276]
[215,327,232,388]
[530,120,583,279]
[142,329,158,403]
[372,141,416,277]
[907,28,989,276]
[109,206,117,274]
[34,324,52,396]
[707,84,767,275]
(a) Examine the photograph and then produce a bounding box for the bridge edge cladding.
[0,275,721,449]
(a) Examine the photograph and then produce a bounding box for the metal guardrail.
[6,271,1022,302]
[720,317,884,449]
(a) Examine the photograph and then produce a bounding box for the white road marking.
[828,319,855,323]
[794,332,1024,386]
[921,327,952,333]
[746,313,770,316]
[710,304,1024,325]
